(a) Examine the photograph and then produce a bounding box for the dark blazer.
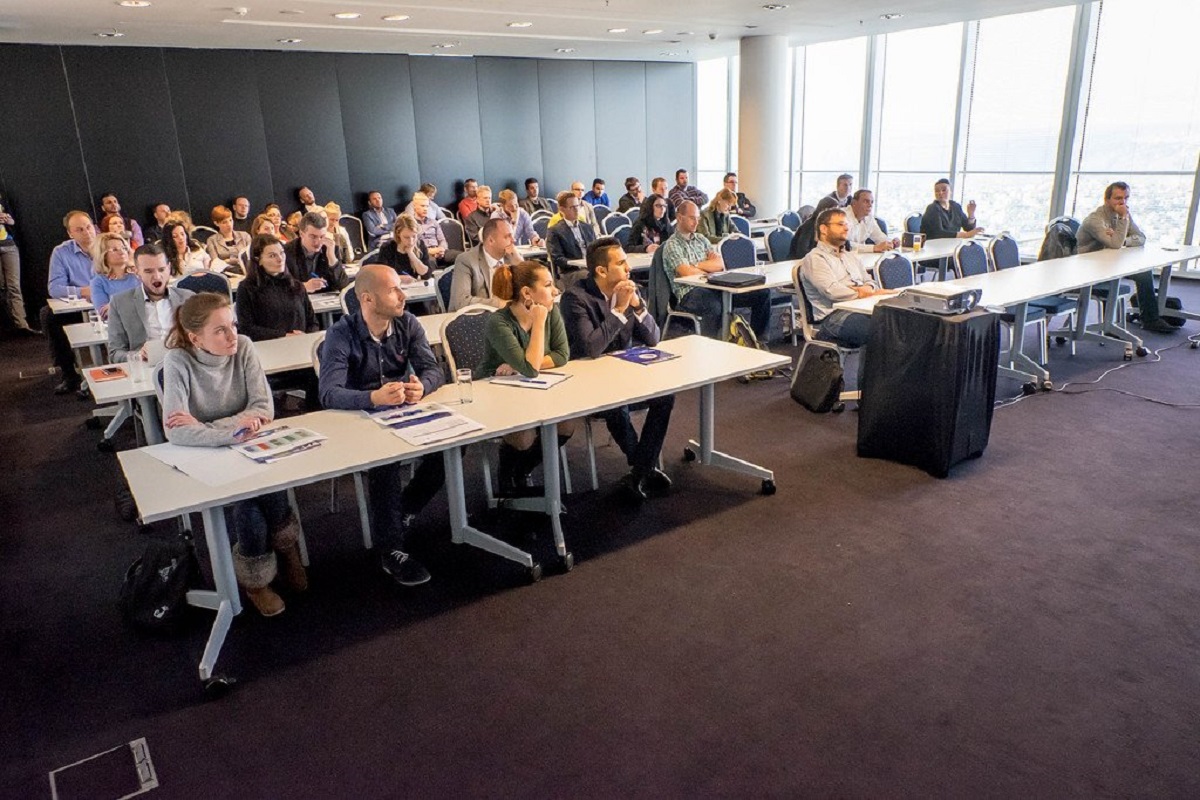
[733,192,757,218]
[561,276,661,360]
[546,219,596,276]
[283,236,350,292]
[234,272,318,341]
[921,201,975,240]
[378,239,435,279]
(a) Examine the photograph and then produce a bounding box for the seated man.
[99,192,145,248]
[548,182,599,233]
[583,178,609,208]
[650,176,676,223]
[318,264,445,587]
[562,237,675,502]
[667,169,709,210]
[463,184,496,245]
[617,177,644,213]
[143,202,171,245]
[1077,181,1174,334]
[457,178,479,220]
[723,172,757,217]
[107,243,193,363]
[231,196,252,234]
[362,190,397,250]
[449,217,521,311]
[404,183,446,221]
[410,191,456,266]
[845,189,899,253]
[798,207,891,355]
[921,178,983,240]
[825,174,853,209]
[41,210,97,394]
[662,200,771,340]
[491,189,542,246]
[546,190,596,286]
[296,185,321,216]
[283,211,350,294]
[520,177,551,215]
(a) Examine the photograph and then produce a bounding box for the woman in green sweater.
[478,261,577,494]
[161,292,307,617]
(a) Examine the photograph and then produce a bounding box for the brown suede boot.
[270,514,308,592]
[233,545,285,617]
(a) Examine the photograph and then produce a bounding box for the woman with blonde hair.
[698,188,737,244]
[377,214,434,282]
[324,201,355,263]
[88,232,138,320]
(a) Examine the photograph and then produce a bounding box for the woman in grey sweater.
[161,293,307,617]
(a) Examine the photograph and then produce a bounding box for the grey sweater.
[162,335,274,447]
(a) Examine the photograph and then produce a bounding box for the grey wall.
[0,45,695,309]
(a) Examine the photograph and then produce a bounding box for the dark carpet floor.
[3,289,1200,798]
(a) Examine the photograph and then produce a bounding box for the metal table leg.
[443,446,537,571]
[997,302,1049,387]
[686,382,776,493]
[190,505,240,682]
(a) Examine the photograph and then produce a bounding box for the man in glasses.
[723,172,757,218]
[547,191,597,287]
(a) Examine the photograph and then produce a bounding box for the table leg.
[443,446,536,568]
[192,505,240,682]
[720,293,732,339]
[687,382,775,485]
[1156,263,1200,323]
[88,344,103,366]
[137,395,164,444]
[997,302,1048,386]
[537,422,567,559]
[1074,279,1143,353]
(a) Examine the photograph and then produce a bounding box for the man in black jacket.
[561,236,674,502]
[284,211,350,294]
[546,190,596,287]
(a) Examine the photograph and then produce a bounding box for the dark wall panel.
[62,46,189,230]
[476,57,543,197]
[254,51,353,213]
[336,53,420,213]
[537,60,597,199]
[0,46,92,301]
[594,62,648,192]
[646,63,696,184]
[163,49,274,223]
[409,57,484,210]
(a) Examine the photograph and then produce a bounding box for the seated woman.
[99,213,141,249]
[283,211,303,244]
[250,213,277,239]
[377,214,434,281]
[205,205,251,275]
[628,195,672,254]
[263,204,289,242]
[161,293,307,616]
[698,189,737,244]
[477,261,576,494]
[323,202,355,264]
[89,232,139,320]
[162,220,211,278]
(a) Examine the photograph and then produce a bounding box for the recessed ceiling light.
[661,52,679,57]
[277,38,303,43]
[381,14,409,21]
[880,12,903,20]
[762,3,789,9]
[507,21,532,28]
[555,47,575,53]
[95,30,125,37]
[279,9,304,14]
[608,27,627,33]
[745,24,759,29]
[643,29,663,35]
[333,12,360,20]
[432,42,456,49]
[676,31,694,36]
[117,1,151,7]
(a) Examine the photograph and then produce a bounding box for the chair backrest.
[177,270,231,298]
[875,253,916,289]
[339,282,360,315]
[340,215,366,259]
[191,226,218,245]
[766,227,794,262]
[778,210,801,231]
[875,216,889,235]
[437,268,454,311]
[441,304,497,378]
[790,261,820,344]
[602,212,630,235]
[1038,220,1078,261]
[592,204,612,226]
[611,224,632,248]
[796,205,816,225]
[359,247,381,265]
[530,208,552,222]
[310,333,326,377]
[625,207,640,225]
[646,245,671,328]
[152,362,166,404]
[1045,215,1080,235]
[730,215,751,237]
[904,213,922,234]
[953,240,989,279]
[440,217,466,253]
[533,216,550,241]
[718,234,757,269]
[545,197,558,212]
[988,234,1021,270]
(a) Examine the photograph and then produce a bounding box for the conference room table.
[567,251,654,273]
[116,334,788,685]
[834,244,1200,388]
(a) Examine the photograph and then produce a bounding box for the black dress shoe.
[1141,318,1177,334]
[617,470,648,503]
[641,468,673,494]
[54,379,81,395]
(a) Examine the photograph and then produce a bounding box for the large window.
[696,57,731,200]
[792,37,867,208]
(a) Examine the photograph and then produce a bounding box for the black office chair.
[440,218,466,254]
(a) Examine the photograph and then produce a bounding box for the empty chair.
[904,213,922,235]
[533,216,550,242]
[602,212,630,235]
[718,234,757,270]
[436,268,454,313]
[952,240,989,279]
[359,247,381,266]
[625,207,640,225]
[875,217,889,235]
[611,224,632,248]
[875,253,915,289]
[778,210,801,231]
[592,205,612,226]
[340,215,367,260]
[177,269,231,298]
[1045,215,1081,236]
[766,227,794,263]
[440,218,466,254]
[730,215,751,237]
[796,204,816,224]
[190,225,218,246]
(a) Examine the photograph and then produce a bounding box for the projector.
[899,284,983,315]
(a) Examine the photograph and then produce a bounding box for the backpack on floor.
[790,341,845,413]
[728,313,782,382]
[118,533,201,635]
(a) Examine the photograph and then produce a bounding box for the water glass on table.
[127,357,147,385]
[66,285,80,303]
[455,368,473,404]
[88,310,103,334]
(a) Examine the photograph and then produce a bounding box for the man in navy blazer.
[561,236,675,502]
[361,191,397,250]
[546,190,596,287]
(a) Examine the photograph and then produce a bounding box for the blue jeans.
[678,287,772,339]
[227,491,291,557]
[596,395,675,472]
[816,310,872,386]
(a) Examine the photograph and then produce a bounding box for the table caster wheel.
[560,552,574,573]
[1136,346,1149,357]
[1123,350,1133,361]
[1022,382,1037,396]
[831,402,845,413]
[1190,341,1199,349]
[761,479,776,496]
[1055,336,1067,346]
[1042,380,1054,391]
[203,675,237,699]
[528,563,543,584]
[682,447,696,462]
[97,438,116,453]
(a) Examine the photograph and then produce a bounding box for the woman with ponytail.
[478,260,576,494]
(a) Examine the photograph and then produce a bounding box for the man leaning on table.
[318,264,446,587]
[562,236,675,503]
[284,211,350,295]
[108,243,193,363]
[42,210,97,395]
[845,189,900,253]
[1076,181,1175,334]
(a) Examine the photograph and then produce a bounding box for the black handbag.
[117,533,201,634]
[790,342,844,413]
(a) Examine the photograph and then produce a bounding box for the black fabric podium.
[856,298,999,478]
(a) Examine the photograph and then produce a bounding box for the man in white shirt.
[845,189,900,253]
[825,174,853,208]
[410,192,454,265]
[448,217,521,311]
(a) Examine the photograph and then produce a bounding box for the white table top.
[567,251,655,272]
[48,297,95,315]
[675,260,798,295]
[66,320,106,349]
[857,237,962,271]
[118,335,788,523]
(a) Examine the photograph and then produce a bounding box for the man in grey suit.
[107,243,193,362]
[448,217,521,312]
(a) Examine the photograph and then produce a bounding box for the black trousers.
[595,394,675,472]
[40,306,81,382]
[367,454,446,551]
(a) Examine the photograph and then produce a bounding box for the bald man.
[318,264,445,587]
